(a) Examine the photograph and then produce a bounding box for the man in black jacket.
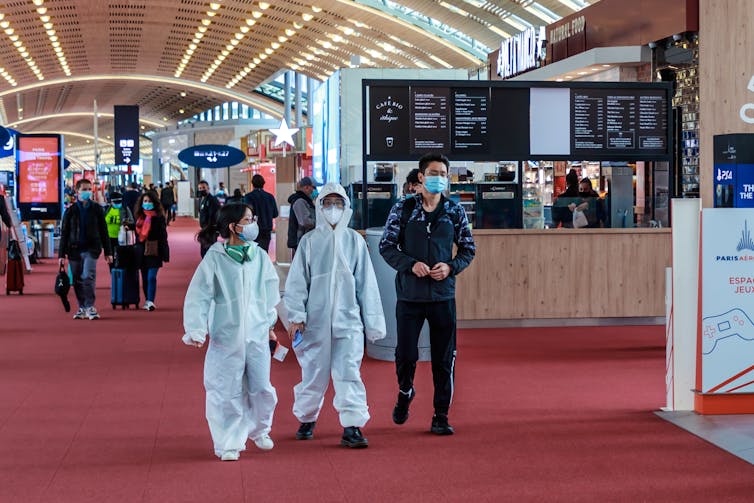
[286,177,315,258]
[197,180,220,257]
[59,179,113,320]
[243,174,278,252]
[160,181,176,224]
[379,153,475,436]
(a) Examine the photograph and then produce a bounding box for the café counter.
[454,228,672,321]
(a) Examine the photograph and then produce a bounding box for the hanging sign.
[178,144,246,168]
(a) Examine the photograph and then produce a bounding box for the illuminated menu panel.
[452,88,489,154]
[410,87,450,153]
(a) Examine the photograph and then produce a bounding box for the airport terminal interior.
[2,0,754,501]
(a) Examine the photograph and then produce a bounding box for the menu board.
[367,86,410,157]
[410,87,450,153]
[571,88,668,156]
[451,88,489,154]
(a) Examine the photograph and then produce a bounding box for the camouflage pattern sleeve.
[448,201,475,275]
[379,199,416,273]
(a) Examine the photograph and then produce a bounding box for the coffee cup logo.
[386,137,394,148]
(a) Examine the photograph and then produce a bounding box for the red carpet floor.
[1,217,753,502]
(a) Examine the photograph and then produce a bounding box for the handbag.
[144,239,159,257]
[573,209,589,228]
[54,264,71,312]
[118,225,136,246]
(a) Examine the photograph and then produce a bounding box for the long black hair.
[196,202,253,249]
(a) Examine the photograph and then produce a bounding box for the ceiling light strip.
[175,2,221,78]
[34,1,71,76]
[0,13,39,81]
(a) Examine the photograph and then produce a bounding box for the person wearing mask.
[286,177,316,258]
[134,191,169,311]
[184,203,280,461]
[284,183,386,448]
[123,182,141,215]
[244,174,279,252]
[402,168,423,198]
[197,180,221,257]
[216,182,227,205]
[577,177,605,228]
[59,179,113,320]
[226,188,244,205]
[103,192,135,270]
[160,181,176,225]
[379,153,476,436]
[552,169,580,229]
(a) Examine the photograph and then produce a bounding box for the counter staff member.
[379,153,475,436]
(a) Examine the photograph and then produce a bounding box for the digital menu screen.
[410,86,450,153]
[16,134,63,220]
[451,88,489,154]
[571,88,668,157]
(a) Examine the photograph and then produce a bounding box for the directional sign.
[0,126,18,159]
[177,144,246,168]
[114,105,139,165]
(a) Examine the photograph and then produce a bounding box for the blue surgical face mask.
[423,176,448,194]
[405,193,414,200]
[142,202,154,211]
[112,203,122,209]
[311,189,319,200]
[79,190,92,201]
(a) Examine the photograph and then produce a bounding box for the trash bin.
[365,227,430,362]
[42,224,55,258]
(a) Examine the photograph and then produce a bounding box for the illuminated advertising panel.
[16,134,63,220]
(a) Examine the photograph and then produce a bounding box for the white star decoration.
[269,119,299,148]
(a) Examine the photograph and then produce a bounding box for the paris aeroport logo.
[717,220,754,261]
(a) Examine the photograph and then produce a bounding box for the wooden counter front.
[455,228,671,320]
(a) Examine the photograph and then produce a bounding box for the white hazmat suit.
[285,183,387,428]
[183,242,280,458]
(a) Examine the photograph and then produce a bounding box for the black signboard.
[367,86,410,157]
[451,88,489,154]
[114,105,139,165]
[410,86,450,154]
[364,80,672,162]
[570,88,667,157]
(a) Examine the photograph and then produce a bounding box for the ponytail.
[197,222,219,249]
[196,202,252,251]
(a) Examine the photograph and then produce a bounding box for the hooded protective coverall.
[284,183,386,428]
[183,242,280,458]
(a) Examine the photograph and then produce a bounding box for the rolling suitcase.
[6,239,23,295]
[111,267,139,309]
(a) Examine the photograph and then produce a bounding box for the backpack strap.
[397,196,417,246]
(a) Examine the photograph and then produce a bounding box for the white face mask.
[237,222,259,242]
[323,206,344,226]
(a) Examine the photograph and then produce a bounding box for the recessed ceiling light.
[302,13,313,21]
[312,6,323,12]
[259,2,270,9]
[180,91,187,97]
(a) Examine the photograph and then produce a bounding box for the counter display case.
[449,183,476,225]
[475,182,521,229]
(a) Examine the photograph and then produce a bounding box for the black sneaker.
[430,414,454,435]
[392,388,415,425]
[341,426,368,448]
[296,421,316,440]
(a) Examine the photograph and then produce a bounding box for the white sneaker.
[253,435,274,451]
[73,308,87,320]
[220,450,240,461]
[142,301,156,311]
[87,307,100,320]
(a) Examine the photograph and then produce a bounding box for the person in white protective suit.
[183,203,281,461]
[284,182,386,448]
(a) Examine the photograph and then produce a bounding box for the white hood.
[314,182,352,232]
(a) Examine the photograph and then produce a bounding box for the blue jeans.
[69,251,98,309]
[140,267,158,302]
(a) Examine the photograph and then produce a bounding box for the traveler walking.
[184,203,280,461]
[134,191,169,311]
[286,177,316,258]
[103,191,135,271]
[160,181,176,225]
[123,182,141,215]
[197,180,221,257]
[59,179,113,320]
[379,153,476,435]
[243,174,278,252]
[284,183,386,448]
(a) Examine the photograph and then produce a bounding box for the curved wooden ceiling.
[0,0,587,166]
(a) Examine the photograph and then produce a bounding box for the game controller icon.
[701,308,754,355]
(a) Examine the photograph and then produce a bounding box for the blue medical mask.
[112,203,122,209]
[423,176,447,194]
[405,193,414,200]
[142,202,154,210]
[78,190,92,201]
[311,189,319,200]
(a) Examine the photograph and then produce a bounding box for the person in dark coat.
[134,190,170,311]
[286,177,315,257]
[0,193,12,242]
[243,174,279,252]
[160,181,176,225]
[197,180,221,257]
[122,182,141,215]
[552,169,580,229]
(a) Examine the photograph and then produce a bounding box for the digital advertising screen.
[16,134,63,220]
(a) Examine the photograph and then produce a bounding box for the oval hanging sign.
[178,144,246,168]
[0,126,17,159]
